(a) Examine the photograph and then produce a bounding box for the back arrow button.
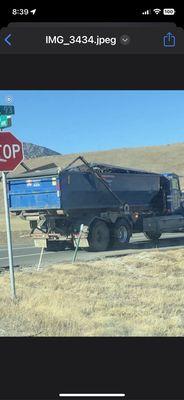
[4,34,12,46]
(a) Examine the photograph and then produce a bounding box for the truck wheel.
[88,220,110,252]
[112,218,131,246]
[144,231,162,241]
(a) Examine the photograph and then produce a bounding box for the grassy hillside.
[1,141,184,185]
[7,141,184,187]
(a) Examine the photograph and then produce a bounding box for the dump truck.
[7,156,184,251]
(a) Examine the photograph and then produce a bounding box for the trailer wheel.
[88,220,110,252]
[144,231,162,241]
[112,218,131,247]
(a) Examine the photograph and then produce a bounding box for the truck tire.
[112,218,131,247]
[144,231,162,241]
[88,220,110,252]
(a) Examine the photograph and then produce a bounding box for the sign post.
[0,130,24,299]
[2,171,16,299]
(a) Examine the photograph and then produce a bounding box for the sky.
[0,90,184,154]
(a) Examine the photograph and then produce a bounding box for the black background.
[0,54,184,90]
[0,338,184,400]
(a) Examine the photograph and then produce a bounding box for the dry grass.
[1,249,184,336]
[0,211,29,244]
[0,182,29,240]
[0,212,29,231]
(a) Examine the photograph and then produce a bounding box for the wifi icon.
[153,8,162,14]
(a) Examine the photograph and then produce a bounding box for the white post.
[37,247,44,271]
[2,171,16,299]
[72,224,84,263]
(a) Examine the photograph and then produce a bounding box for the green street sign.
[0,115,12,129]
[0,105,15,115]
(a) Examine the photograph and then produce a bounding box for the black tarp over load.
[61,159,161,213]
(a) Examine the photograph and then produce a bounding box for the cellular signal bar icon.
[142,9,151,15]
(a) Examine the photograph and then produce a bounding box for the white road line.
[0,246,35,251]
[59,395,125,398]
[0,251,54,260]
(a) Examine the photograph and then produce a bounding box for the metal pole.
[2,171,16,299]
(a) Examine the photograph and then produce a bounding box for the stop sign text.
[0,132,24,171]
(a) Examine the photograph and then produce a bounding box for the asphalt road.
[0,232,184,270]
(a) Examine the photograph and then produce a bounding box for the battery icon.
[163,8,176,15]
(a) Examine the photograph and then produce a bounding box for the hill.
[7,142,184,188]
[23,142,60,158]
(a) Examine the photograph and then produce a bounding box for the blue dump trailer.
[7,156,184,251]
[8,170,62,211]
[8,165,160,212]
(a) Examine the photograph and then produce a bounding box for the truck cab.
[162,173,182,213]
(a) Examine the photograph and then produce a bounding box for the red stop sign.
[0,132,24,171]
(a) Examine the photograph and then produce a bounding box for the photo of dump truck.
[1,90,184,337]
[7,155,184,252]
